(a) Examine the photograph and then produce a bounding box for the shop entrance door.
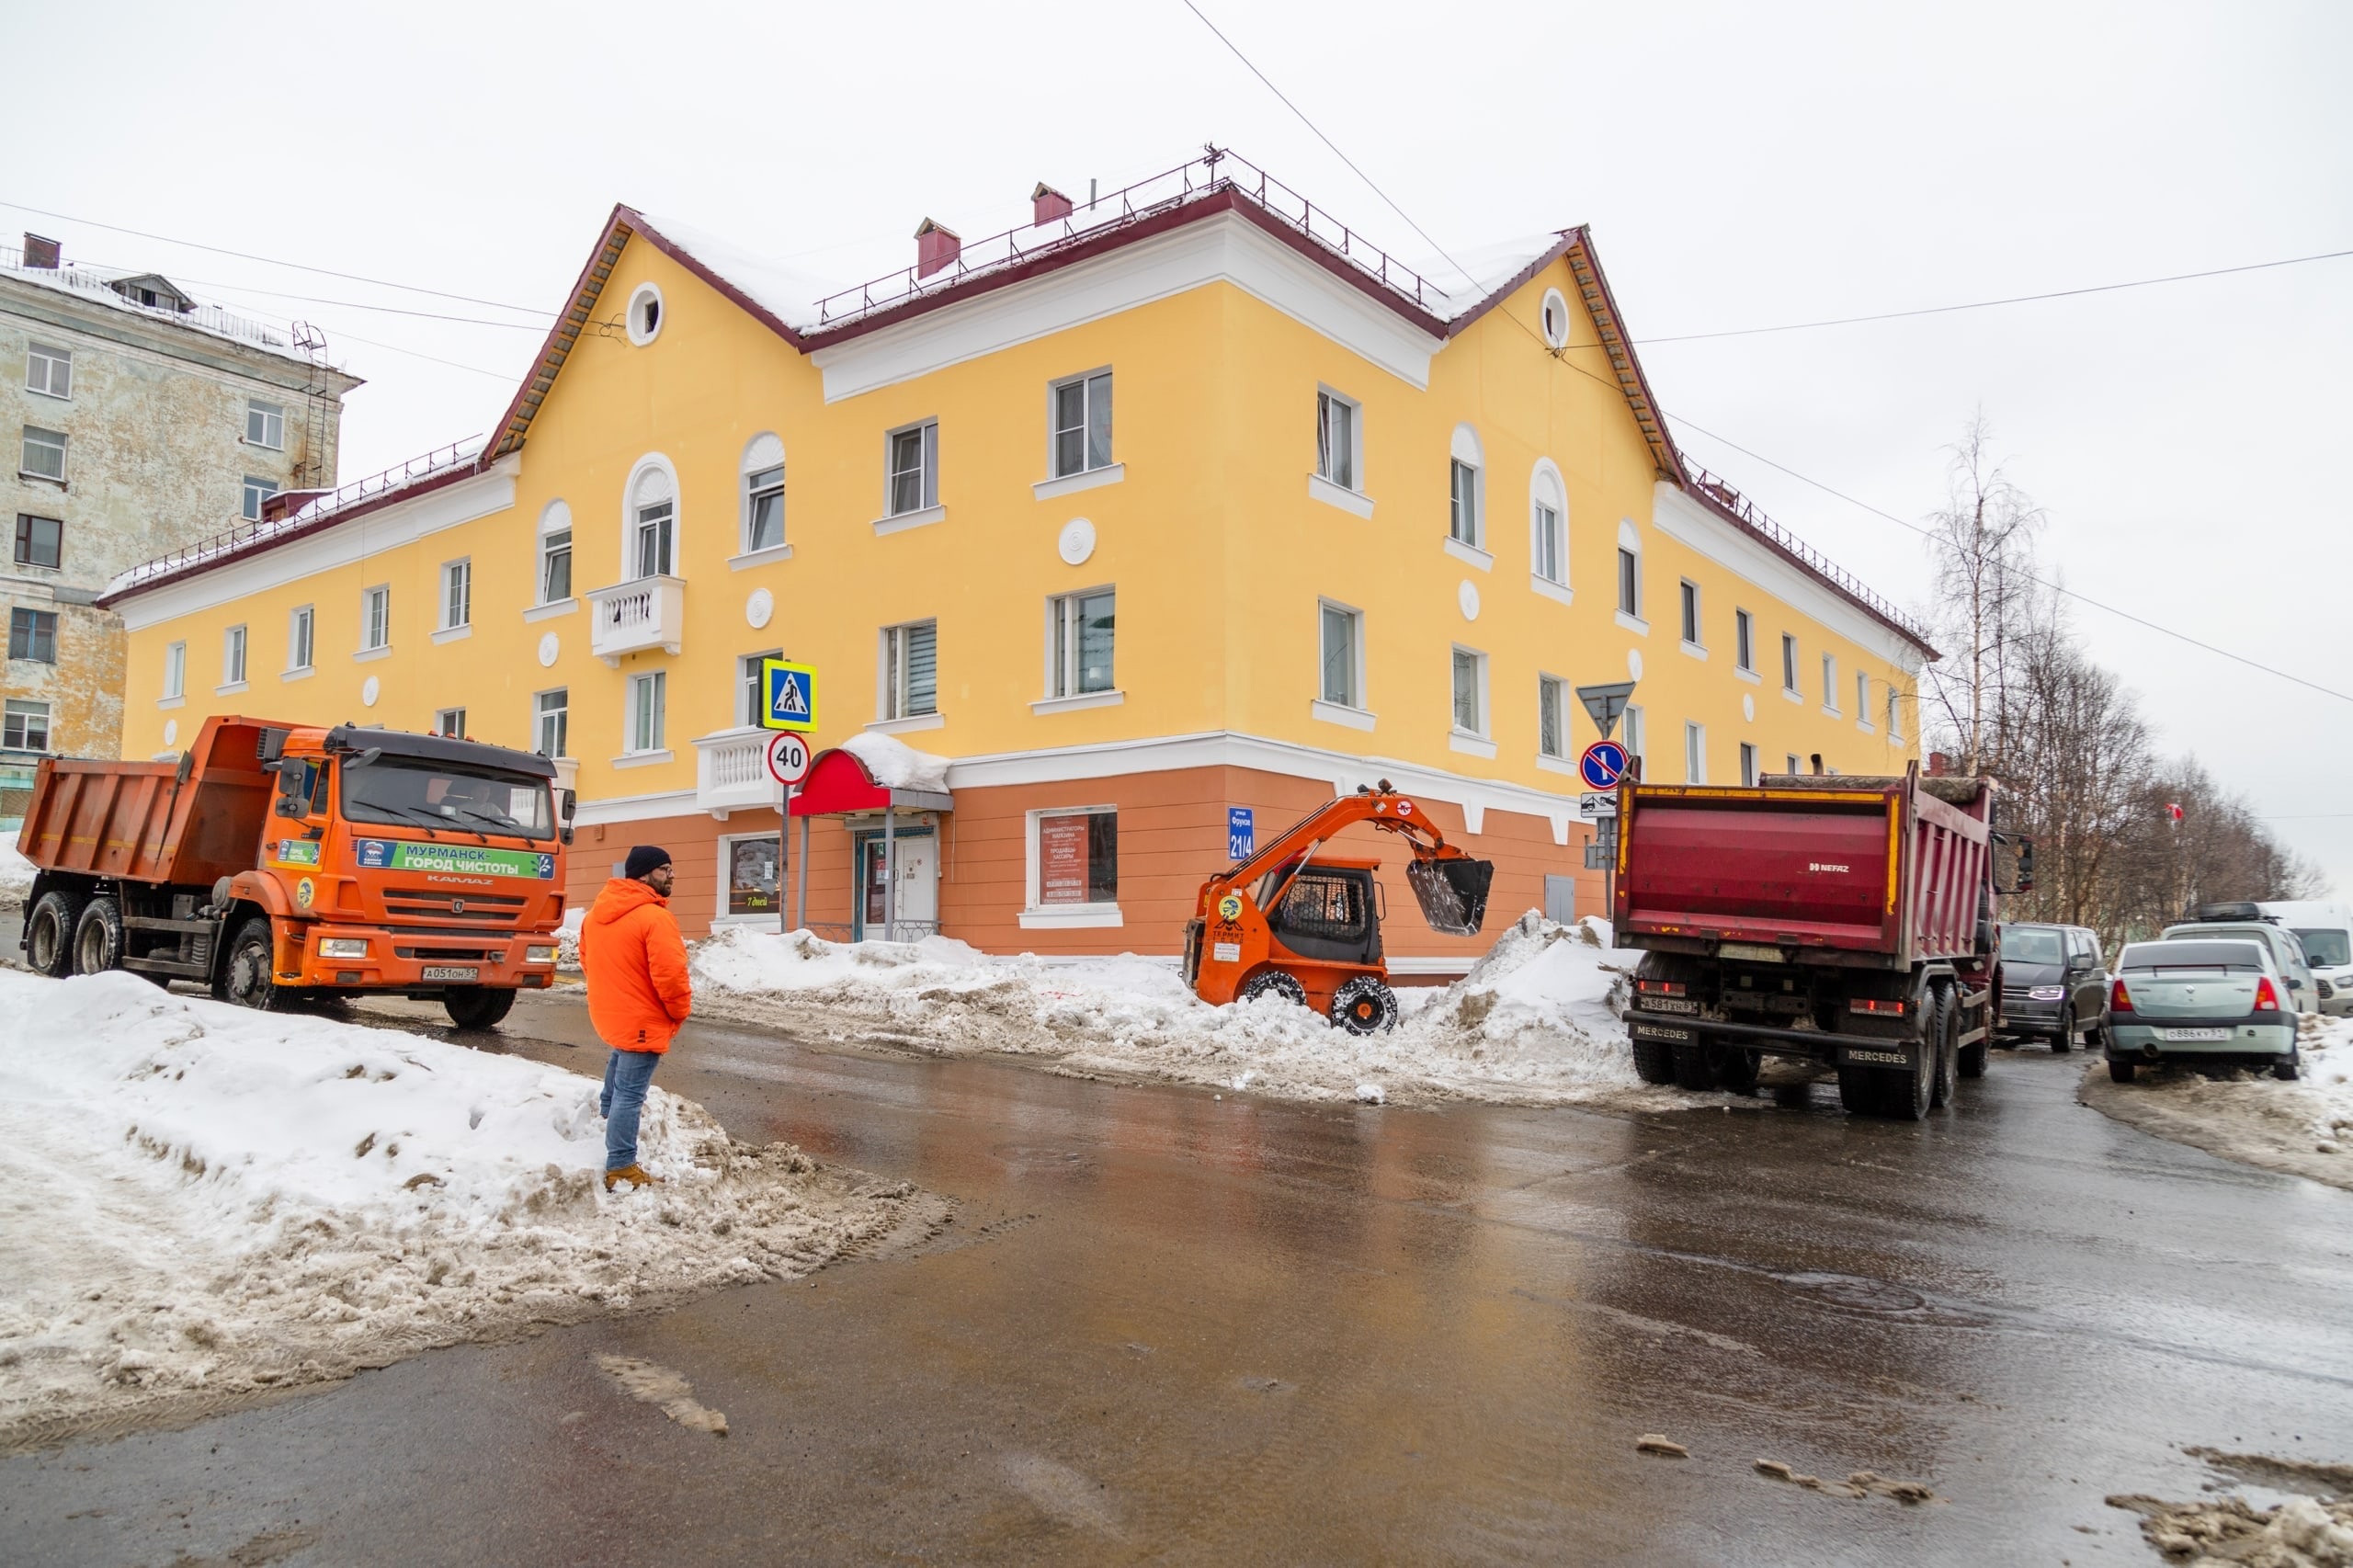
[854,826,938,940]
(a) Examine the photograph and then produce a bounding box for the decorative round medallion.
[537,631,560,668]
[745,587,775,630]
[1458,580,1481,621]
[1627,649,1643,680]
[163,719,177,747]
[1058,517,1097,566]
[1743,693,1756,722]
[361,675,381,708]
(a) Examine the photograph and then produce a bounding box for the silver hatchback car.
[2106,937,2301,1084]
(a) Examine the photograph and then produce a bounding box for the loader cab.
[1256,856,1385,967]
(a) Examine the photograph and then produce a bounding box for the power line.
[1637,247,2353,345]
[169,275,548,329]
[0,198,555,317]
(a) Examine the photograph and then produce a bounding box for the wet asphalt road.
[4,986,2351,1567]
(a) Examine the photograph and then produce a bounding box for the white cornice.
[809,211,1445,403]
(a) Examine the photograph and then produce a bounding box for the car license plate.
[423,966,480,983]
[1642,997,1699,1014]
[2157,1027,2231,1042]
[1720,942,1787,963]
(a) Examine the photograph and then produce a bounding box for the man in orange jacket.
[581,846,693,1191]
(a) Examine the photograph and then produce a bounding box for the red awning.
[788,746,953,816]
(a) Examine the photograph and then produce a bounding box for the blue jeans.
[600,1048,661,1172]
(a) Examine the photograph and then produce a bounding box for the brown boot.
[603,1164,662,1192]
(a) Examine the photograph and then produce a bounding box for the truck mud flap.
[1627,1018,1698,1047]
[1836,1042,1917,1071]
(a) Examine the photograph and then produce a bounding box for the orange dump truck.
[16,715,572,1028]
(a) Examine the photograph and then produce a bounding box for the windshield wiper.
[361,803,443,837]
[449,805,528,840]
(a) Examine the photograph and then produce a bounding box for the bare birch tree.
[1920,415,2043,775]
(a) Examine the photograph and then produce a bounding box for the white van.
[2259,900,2353,1017]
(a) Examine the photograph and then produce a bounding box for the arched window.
[1448,424,1485,551]
[536,499,573,605]
[1529,460,1567,589]
[741,432,785,555]
[624,457,678,579]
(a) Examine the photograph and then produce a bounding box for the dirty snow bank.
[0,971,913,1449]
[2081,1016,2353,1191]
[2108,1490,2353,1565]
[692,912,1692,1109]
[0,843,33,912]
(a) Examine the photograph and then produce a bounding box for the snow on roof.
[629,210,839,334]
[1416,233,1574,323]
[0,245,321,367]
[842,731,951,793]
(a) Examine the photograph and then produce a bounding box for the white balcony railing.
[692,726,779,817]
[587,574,685,665]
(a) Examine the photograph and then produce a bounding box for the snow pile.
[554,904,587,971]
[692,912,1685,1109]
[0,842,33,911]
[0,971,912,1449]
[2082,1015,2353,1192]
[2109,1490,2353,1566]
[840,731,950,792]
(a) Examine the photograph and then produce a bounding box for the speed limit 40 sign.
[765,731,813,787]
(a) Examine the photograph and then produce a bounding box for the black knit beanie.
[624,846,673,881]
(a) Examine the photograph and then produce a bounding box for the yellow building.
[102,151,1929,971]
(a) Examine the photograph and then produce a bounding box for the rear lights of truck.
[2110,977,2134,1014]
[2253,976,2282,1012]
[1847,997,1906,1017]
[318,937,369,959]
[526,945,557,965]
[1634,979,1686,996]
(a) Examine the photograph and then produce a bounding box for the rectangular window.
[287,605,313,671]
[633,500,674,578]
[1533,502,1564,584]
[1857,670,1870,722]
[1781,633,1799,692]
[222,624,247,687]
[14,513,62,569]
[1048,589,1115,698]
[1617,548,1639,617]
[26,343,71,399]
[1539,674,1566,759]
[886,420,938,516]
[3,699,51,752]
[725,835,780,916]
[882,620,938,720]
[1888,687,1904,743]
[1623,705,1645,774]
[628,671,667,753]
[1315,390,1358,490]
[1319,601,1360,709]
[1449,460,1481,547]
[8,608,57,664]
[242,475,278,523]
[540,527,573,602]
[1685,722,1706,783]
[1451,647,1486,735]
[1033,807,1118,907]
[1822,653,1837,710]
[740,650,782,727]
[245,398,285,449]
[362,585,390,651]
[433,706,467,738]
[1786,753,1802,776]
[745,465,785,551]
[535,688,569,758]
[1051,371,1113,478]
[1679,580,1700,644]
[1735,609,1755,673]
[20,426,65,482]
[441,559,472,630]
[163,641,186,700]
[1740,742,1759,787]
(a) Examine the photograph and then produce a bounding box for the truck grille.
[383,888,529,923]
[393,947,497,961]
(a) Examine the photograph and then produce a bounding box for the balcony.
[693,726,779,817]
[587,574,685,665]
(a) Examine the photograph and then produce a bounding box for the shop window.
[1030,807,1118,909]
[724,835,780,917]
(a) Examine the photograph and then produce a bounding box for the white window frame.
[884,419,939,518]
[880,619,939,722]
[1781,632,1800,696]
[1529,460,1568,596]
[1787,753,1802,776]
[1678,578,1703,651]
[1449,644,1489,739]
[20,426,66,483]
[1740,742,1759,786]
[622,457,679,580]
[1685,721,1707,784]
[440,558,472,631]
[1887,687,1904,744]
[433,706,467,739]
[1315,597,1367,718]
[1821,653,1840,714]
[287,605,314,673]
[1315,387,1362,492]
[1447,425,1485,555]
[1044,587,1117,701]
[26,342,71,400]
[715,830,785,924]
[1540,288,1571,349]
[221,624,247,689]
[739,649,783,727]
[244,399,286,450]
[361,585,391,653]
[740,433,786,557]
[241,475,278,523]
[3,699,51,752]
[1022,803,1122,926]
[1538,673,1568,760]
[1614,519,1644,630]
[624,282,665,346]
[1049,369,1114,480]
[1856,670,1874,731]
[537,500,574,605]
[1734,608,1756,675]
[162,641,187,701]
[534,687,570,759]
[626,670,668,756]
[1623,705,1646,776]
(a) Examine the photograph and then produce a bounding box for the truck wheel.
[72,898,126,975]
[444,987,518,1031]
[1929,990,1959,1109]
[1836,1065,1879,1115]
[1881,1057,1933,1120]
[2109,1059,2136,1085]
[24,889,86,979]
[2051,1005,2075,1054]
[1237,969,1307,1011]
[1671,1042,1719,1091]
[222,917,284,1011]
[1957,996,1989,1080]
[1631,1037,1679,1085]
[1328,975,1398,1035]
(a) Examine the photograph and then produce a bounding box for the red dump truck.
[1614,765,2029,1119]
[17,715,571,1028]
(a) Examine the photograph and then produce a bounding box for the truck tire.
[1237,969,1307,1011]
[222,917,284,1011]
[1930,991,1959,1109]
[1328,975,1398,1035]
[1957,995,1989,1080]
[24,889,86,978]
[2051,1004,2075,1054]
[1713,1043,1760,1096]
[72,898,126,976]
[444,987,518,1031]
[1671,1042,1718,1091]
[1631,1037,1679,1085]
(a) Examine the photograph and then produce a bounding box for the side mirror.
[560,789,577,824]
[273,796,308,820]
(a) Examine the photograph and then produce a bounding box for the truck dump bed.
[1614,767,1993,966]
[17,717,278,891]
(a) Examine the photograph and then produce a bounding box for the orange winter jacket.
[580,878,693,1052]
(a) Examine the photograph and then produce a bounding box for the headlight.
[2027,985,2064,1001]
[526,945,557,964]
[318,937,369,959]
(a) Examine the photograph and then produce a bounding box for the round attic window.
[625,283,665,346]
[1540,288,1570,350]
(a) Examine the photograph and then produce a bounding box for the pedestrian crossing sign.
[761,659,817,733]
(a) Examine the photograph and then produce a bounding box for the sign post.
[1576,737,1631,927]
[1574,680,1636,742]
[763,711,816,936]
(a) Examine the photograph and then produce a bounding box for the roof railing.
[1681,461,1932,645]
[1,244,293,353]
[809,146,1442,330]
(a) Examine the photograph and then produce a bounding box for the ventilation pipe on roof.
[22,233,61,270]
[1031,183,1073,226]
[1810,754,1824,776]
[914,218,961,280]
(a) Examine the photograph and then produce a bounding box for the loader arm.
[1199,783,1493,937]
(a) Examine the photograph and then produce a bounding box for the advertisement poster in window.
[727,838,779,915]
[1039,812,1091,905]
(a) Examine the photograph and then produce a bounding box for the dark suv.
[1996,923,2110,1052]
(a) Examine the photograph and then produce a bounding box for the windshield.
[2000,926,2065,964]
[2292,928,2351,967]
[340,756,556,841]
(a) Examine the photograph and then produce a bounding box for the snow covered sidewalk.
[2080,1015,2353,1192]
[0,971,915,1450]
[692,912,1694,1111]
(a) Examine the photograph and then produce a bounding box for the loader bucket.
[1406,857,1495,937]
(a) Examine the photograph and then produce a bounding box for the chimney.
[1927,751,1953,777]
[1809,753,1824,776]
[22,233,61,270]
[1031,183,1073,227]
[914,218,961,280]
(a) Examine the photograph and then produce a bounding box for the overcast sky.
[7,1,2347,885]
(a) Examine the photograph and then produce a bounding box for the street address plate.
[2157,1027,2232,1042]
[1719,942,1788,963]
[422,966,481,983]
